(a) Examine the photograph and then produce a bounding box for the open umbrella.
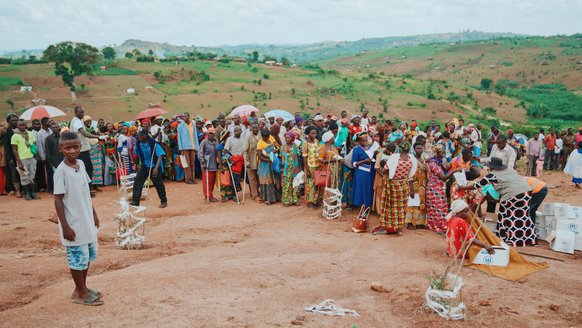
[20,105,66,121]
[264,109,294,122]
[135,105,168,120]
[228,105,260,118]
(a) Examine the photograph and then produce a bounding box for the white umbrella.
[228,105,260,118]
[20,105,66,121]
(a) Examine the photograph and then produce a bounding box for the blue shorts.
[66,242,98,271]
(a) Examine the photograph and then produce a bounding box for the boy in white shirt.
[53,131,102,306]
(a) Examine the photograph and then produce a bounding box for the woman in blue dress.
[351,132,375,207]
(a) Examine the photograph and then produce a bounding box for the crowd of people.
[2,107,582,251]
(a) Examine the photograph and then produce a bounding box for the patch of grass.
[0,76,23,85]
[94,67,137,76]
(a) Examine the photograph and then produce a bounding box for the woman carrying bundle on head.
[372,141,417,236]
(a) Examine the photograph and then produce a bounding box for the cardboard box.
[543,216,557,231]
[536,226,548,241]
[551,230,576,254]
[536,213,545,228]
[556,218,582,251]
[568,207,582,220]
[472,242,510,267]
[542,203,570,217]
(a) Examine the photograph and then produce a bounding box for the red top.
[349,124,363,136]
[446,217,474,257]
[545,134,556,150]
[393,157,412,180]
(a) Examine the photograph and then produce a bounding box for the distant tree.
[132,48,142,56]
[43,41,100,103]
[102,46,116,60]
[252,51,259,63]
[257,79,262,86]
[263,55,277,63]
[480,78,493,94]
[125,52,133,59]
[148,49,154,56]
[280,57,290,66]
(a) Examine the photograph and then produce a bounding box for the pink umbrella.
[228,105,260,118]
[20,105,66,121]
[135,105,168,120]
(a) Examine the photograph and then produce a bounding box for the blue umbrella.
[264,109,294,122]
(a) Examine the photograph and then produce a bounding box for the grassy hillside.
[1,35,581,134]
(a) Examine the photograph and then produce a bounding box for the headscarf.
[284,131,296,141]
[141,118,151,125]
[195,115,204,123]
[170,121,179,129]
[295,116,303,124]
[429,143,445,168]
[128,125,138,135]
[445,199,469,221]
[352,131,367,142]
[482,184,500,200]
[400,141,411,152]
[82,115,92,122]
[322,131,334,143]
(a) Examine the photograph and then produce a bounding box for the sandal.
[72,293,103,306]
[71,289,102,299]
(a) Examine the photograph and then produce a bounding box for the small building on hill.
[20,86,32,93]
[265,60,276,66]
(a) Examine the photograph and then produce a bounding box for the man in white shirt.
[225,126,245,156]
[35,117,52,192]
[360,109,370,127]
[554,135,563,170]
[70,106,105,194]
[150,116,165,143]
[481,135,516,169]
[228,114,248,137]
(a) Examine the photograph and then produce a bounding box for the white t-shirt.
[555,138,563,154]
[70,117,91,152]
[53,160,98,246]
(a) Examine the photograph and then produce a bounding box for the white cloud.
[0,0,581,50]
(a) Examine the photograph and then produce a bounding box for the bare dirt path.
[0,171,581,327]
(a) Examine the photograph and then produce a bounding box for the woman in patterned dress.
[281,132,301,206]
[426,144,459,233]
[406,142,428,229]
[217,130,237,202]
[467,157,536,246]
[372,141,417,236]
[302,126,321,208]
[257,129,280,204]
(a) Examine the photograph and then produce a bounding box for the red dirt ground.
[0,171,581,327]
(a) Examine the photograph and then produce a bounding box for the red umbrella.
[135,106,168,120]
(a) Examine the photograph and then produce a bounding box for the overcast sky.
[1,0,581,50]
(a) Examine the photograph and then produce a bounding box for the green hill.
[1,34,581,134]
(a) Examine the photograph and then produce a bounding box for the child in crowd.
[53,132,103,306]
[536,153,545,179]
